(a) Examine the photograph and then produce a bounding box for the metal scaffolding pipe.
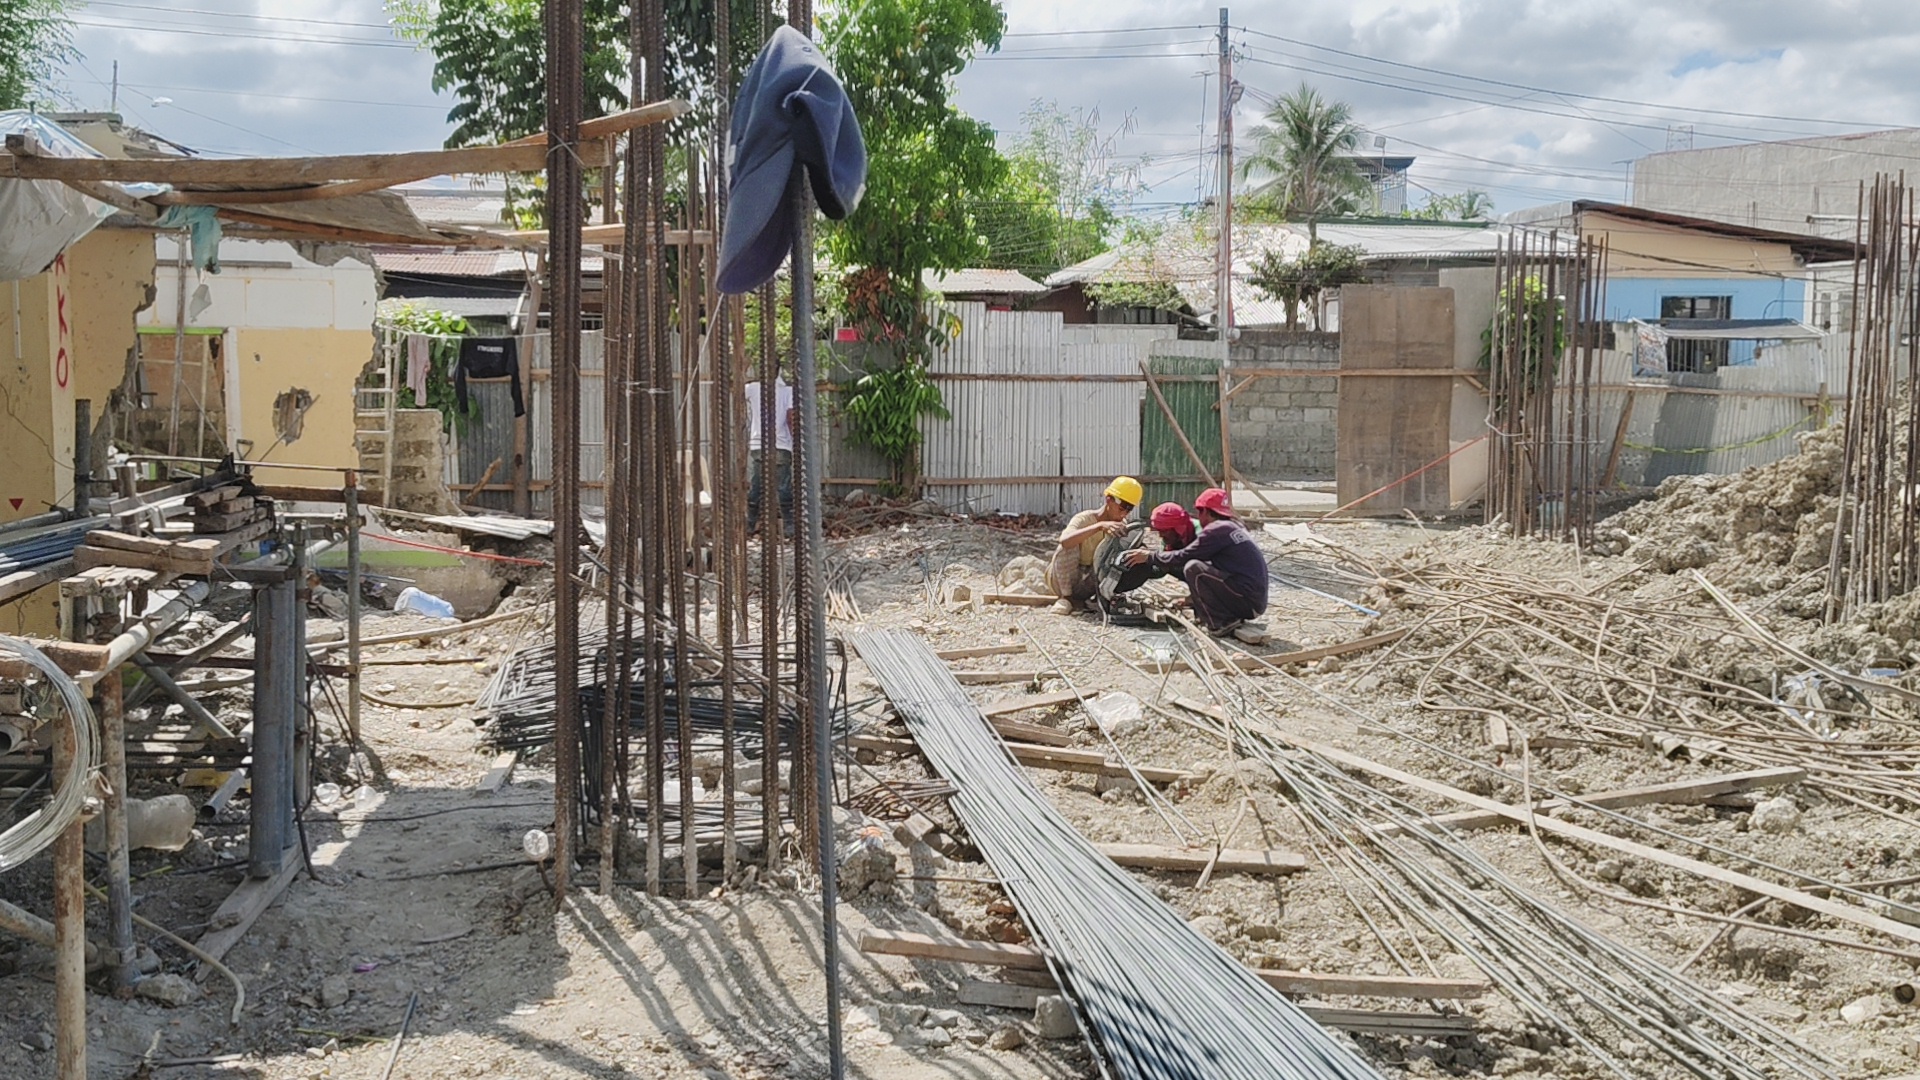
[97,672,134,990]
[78,580,212,690]
[249,575,297,878]
[51,676,86,1080]
[131,652,234,739]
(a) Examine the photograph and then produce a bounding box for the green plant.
[1248,242,1368,330]
[838,357,949,492]
[1085,279,1186,314]
[1,0,77,111]
[1479,274,1566,391]
[1238,84,1371,237]
[379,303,473,433]
[1405,190,1494,221]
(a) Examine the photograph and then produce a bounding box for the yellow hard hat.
[1104,475,1143,507]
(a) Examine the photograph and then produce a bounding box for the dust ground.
[1,488,1917,1078]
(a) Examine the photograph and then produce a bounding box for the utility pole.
[1215,7,1235,495]
[110,61,118,113]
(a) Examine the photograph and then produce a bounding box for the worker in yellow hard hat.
[1047,475,1143,614]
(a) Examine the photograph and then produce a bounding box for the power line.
[73,17,413,49]
[115,80,448,112]
[82,0,397,32]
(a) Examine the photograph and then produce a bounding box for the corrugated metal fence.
[451,330,606,514]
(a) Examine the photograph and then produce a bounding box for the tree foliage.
[973,101,1136,279]
[1406,190,1494,221]
[1248,242,1367,331]
[377,303,473,433]
[1239,84,1371,232]
[0,0,77,111]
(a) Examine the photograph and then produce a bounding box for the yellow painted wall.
[232,327,372,471]
[1582,211,1801,279]
[69,229,156,423]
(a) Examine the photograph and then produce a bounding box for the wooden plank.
[1301,1007,1475,1038]
[989,718,1073,748]
[73,545,210,576]
[477,751,518,794]
[1,139,593,185]
[83,530,183,556]
[979,690,1079,718]
[199,498,257,516]
[935,644,1028,661]
[1335,286,1455,515]
[1093,842,1307,876]
[980,592,1057,608]
[185,486,244,509]
[951,670,1045,686]
[958,980,1047,1010]
[1253,970,1488,1000]
[1294,736,1920,948]
[190,858,300,977]
[192,508,267,534]
[858,928,1049,971]
[1377,765,1808,837]
[201,519,275,559]
[59,566,161,599]
[1006,745,1189,785]
[0,560,72,606]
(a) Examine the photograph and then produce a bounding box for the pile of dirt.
[1600,421,1844,611]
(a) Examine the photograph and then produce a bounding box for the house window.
[1661,295,1731,373]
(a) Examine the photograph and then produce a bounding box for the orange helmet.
[1194,487,1235,517]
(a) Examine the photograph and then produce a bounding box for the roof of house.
[1509,200,1860,263]
[924,268,1050,295]
[370,247,532,278]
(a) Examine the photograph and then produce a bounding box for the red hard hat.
[1149,502,1190,531]
[1194,487,1235,517]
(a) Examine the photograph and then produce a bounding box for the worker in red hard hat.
[1105,502,1197,599]
[1120,487,1268,636]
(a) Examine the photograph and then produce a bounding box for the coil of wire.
[0,633,99,871]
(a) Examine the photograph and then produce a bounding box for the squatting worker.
[1108,502,1198,598]
[1121,487,1269,635]
[1048,476,1142,614]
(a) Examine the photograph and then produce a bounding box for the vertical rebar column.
[547,0,586,897]
[675,135,701,897]
[638,0,672,895]
[757,276,782,869]
[344,476,362,745]
[73,400,91,516]
[712,0,739,882]
[99,671,134,990]
[599,105,632,896]
[51,670,85,1080]
[250,573,296,878]
[784,3,844,1072]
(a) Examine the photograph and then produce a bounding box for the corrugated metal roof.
[924,268,1050,295]
[377,295,524,321]
[372,247,530,278]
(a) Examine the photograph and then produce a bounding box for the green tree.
[1406,190,1494,222]
[1248,242,1367,331]
[973,101,1135,279]
[818,0,1007,487]
[2,0,77,111]
[1239,84,1370,238]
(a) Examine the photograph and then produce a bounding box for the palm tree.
[1239,84,1371,239]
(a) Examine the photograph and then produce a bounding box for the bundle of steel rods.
[1485,230,1607,543]
[0,517,108,575]
[1827,173,1920,619]
[1174,684,1838,1080]
[853,629,1384,1080]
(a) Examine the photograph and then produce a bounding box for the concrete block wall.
[1226,330,1340,481]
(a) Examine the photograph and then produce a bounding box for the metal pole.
[788,171,845,1080]
[1215,6,1236,496]
[249,572,294,878]
[73,399,91,517]
[344,477,362,745]
[98,671,135,990]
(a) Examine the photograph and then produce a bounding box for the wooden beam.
[978,690,1079,718]
[1093,842,1307,876]
[1252,969,1489,1000]
[0,559,73,606]
[950,669,1045,686]
[477,751,519,795]
[1602,389,1637,489]
[1003,744,1189,785]
[858,928,1050,971]
[988,717,1073,747]
[1294,736,1920,949]
[211,207,462,248]
[1376,766,1807,838]
[2,139,601,186]
[935,644,1028,661]
[980,592,1058,607]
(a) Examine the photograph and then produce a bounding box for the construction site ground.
[4,473,1920,1078]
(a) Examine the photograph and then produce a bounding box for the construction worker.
[1105,502,1197,599]
[1048,476,1142,614]
[744,358,796,538]
[1121,487,1268,636]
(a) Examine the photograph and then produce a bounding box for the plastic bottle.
[393,587,455,618]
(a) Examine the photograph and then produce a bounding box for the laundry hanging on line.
[455,337,526,417]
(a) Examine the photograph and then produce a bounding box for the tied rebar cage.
[1484,229,1609,545]
[526,0,842,899]
[1826,173,1920,622]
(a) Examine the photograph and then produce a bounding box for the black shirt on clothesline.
[455,337,525,418]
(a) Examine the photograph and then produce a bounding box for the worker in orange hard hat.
[1047,476,1142,614]
[1120,487,1268,637]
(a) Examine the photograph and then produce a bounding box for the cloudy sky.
[51,1,1920,217]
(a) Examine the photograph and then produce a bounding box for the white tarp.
[0,111,119,281]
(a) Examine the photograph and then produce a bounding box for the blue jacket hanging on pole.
[717,25,867,295]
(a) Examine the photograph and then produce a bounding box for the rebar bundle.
[1827,174,1920,620]
[853,629,1385,1080]
[1485,230,1608,543]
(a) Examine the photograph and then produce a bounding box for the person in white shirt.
[743,360,796,538]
